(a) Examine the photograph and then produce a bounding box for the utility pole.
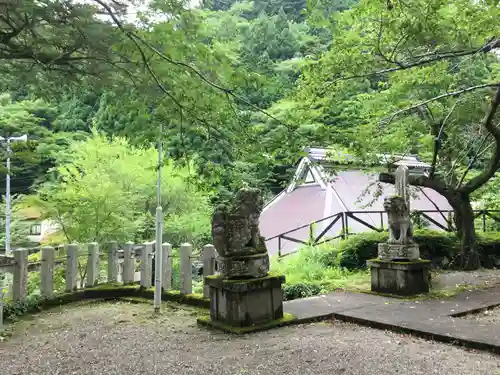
[0,134,27,256]
[154,118,163,313]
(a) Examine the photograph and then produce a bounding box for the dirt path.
[0,300,498,375]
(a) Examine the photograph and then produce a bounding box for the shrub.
[412,230,457,265]
[283,282,321,301]
[477,232,500,268]
[3,294,43,321]
[28,252,41,262]
[336,231,387,269]
[333,229,500,270]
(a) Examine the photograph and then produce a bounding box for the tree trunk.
[451,193,480,270]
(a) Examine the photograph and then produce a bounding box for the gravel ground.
[463,306,500,324]
[1,300,499,375]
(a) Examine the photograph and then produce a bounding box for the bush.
[413,230,457,266]
[3,293,44,321]
[333,229,500,270]
[28,252,41,262]
[477,232,500,268]
[283,282,321,301]
[335,230,460,270]
[335,231,387,269]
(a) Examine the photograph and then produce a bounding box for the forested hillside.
[1,0,500,268]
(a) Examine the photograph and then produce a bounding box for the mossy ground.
[197,312,296,334]
[2,283,209,324]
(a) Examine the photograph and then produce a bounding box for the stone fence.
[0,241,218,326]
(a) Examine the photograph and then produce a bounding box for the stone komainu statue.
[212,187,267,257]
[384,195,413,245]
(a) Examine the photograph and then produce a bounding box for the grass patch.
[270,245,370,300]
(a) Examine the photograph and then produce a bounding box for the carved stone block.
[218,253,269,279]
[378,243,420,261]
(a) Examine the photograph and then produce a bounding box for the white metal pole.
[5,138,10,256]
[154,121,163,313]
[2,134,27,256]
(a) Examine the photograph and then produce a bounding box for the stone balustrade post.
[12,249,28,302]
[162,243,172,291]
[180,243,192,295]
[86,243,99,287]
[123,242,135,284]
[201,244,217,298]
[40,246,55,298]
[107,241,118,283]
[141,242,153,288]
[66,244,78,292]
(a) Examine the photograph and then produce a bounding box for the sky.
[86,0,202,24]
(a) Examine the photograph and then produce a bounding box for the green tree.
[295,0,500,269]
[0,195,31,251]
[27,130,212,246]
[0,93,88,195]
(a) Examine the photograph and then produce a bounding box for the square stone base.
[367,259,430,296]
[205,273,285,327]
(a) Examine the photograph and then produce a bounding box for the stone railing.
[0,241,218,326]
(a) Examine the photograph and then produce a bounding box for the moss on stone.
[184,293,205,300]
[368,258,431,265]
[206,271,283,283]
[197,313,296,334]
[3,283,209,322]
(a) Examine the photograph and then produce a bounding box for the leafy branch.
[322,37,500,93]
[381,83,500,126]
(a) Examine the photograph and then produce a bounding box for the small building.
[259,147,452,257]
[19,207,59,244]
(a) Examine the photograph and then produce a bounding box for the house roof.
[18,207,42,220]
[304,147,431,169]
[260,147,451,256]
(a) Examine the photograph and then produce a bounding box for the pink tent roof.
[259,152,452,257]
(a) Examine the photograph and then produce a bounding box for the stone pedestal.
[204,273,285,327]
[367,259,430,296]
